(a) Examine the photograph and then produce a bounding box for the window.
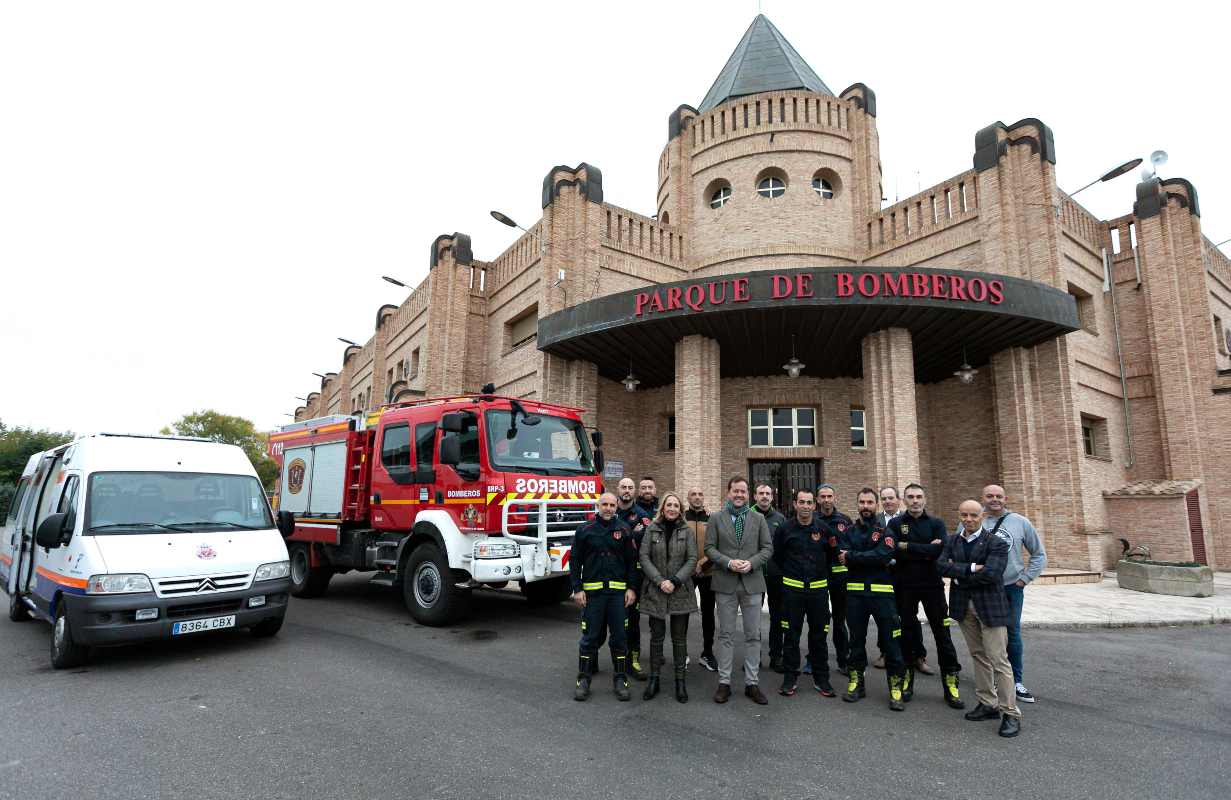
[456,414,481,474]
[387,368,395,389]
[666,416,676,451]
[381,424,411,469]
[1081,414,1110,459]
[1069,282,1098,335]
[5,477,29,523]
[409,349,420,380]
[1216,316,1228,356]
[850,408,866,449]
[710,185,731,208]
[757,176,786,199]
[57,474,81,532]
[748,408,816,448]
[812,177,834,199]
[84,472,273,531]
[507,305,538,350]
[414,423,436,470]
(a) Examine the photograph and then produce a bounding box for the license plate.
[171,615,236,635]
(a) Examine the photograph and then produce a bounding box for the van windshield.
[484,411,595,476]
[85,472,273,534]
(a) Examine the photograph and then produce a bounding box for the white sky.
[2,1,1227,435]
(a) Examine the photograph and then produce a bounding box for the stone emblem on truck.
[287,458,307,495]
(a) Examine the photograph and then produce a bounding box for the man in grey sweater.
[981,485,1047,704]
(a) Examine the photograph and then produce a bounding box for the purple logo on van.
[196,543,217,560]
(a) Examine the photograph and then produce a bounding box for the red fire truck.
[267,389,604,625]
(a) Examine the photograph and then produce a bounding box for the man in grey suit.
[705,475,774,705]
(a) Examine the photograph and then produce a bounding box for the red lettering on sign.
[647,292,665,313]
[733,277,750,302]
[772,274,793,299]
[707,281,727,305]
[988,280,1005,305]
[968,278,987,302]
[911,273,929,297]
[796,273,814,298]
[665,286,683,310]
[882,273,909,297]
[932,274,949,299]
[684,284,705,311]
[836,273,854,297]
[634,293,650,317]
[858,273,880,297]
[950,275,969,301]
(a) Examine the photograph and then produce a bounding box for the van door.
[24,453,80,618]
[9,453,59,615]
[1,475,32,589]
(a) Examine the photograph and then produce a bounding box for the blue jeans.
[1004,583,1025,684]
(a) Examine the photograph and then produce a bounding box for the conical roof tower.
[697,14,834,112]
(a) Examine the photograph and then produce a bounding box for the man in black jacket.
[752,482,787,673]
[570,492,639,702]
[815,484,853,675]
[938,499,1021,738]
[889,483,963,709]
[840,488,906,711]
[772,489,836,697]
[611,476,657,680]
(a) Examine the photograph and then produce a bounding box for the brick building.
[290,15,1231,572]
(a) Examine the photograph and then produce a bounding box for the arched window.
[812,168,842,200]
[757,176,786,199]
[812,177,834,199]
[710,186,732,208]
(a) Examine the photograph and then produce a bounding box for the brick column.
[861,328,921,492]
[674,336,722,502]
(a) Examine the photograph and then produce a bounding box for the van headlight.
[474,539,520,559]
[254,561,290,581]
[87,574,152,594]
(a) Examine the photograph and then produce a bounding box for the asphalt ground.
[1,574,1229,800]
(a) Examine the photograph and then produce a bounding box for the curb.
[1023,615,1231,631]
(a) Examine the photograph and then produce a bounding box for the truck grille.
[504,501,596,536]
[155,573,251,597]
[166,599,243,619]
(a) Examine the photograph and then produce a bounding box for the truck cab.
[270,392,602,625]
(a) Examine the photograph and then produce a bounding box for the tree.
[0,421,74,516]
[161,410,279,490]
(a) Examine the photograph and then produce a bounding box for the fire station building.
[291,15,1231,574]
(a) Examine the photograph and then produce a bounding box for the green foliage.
[162,410,278,491]
[0,421,74,516]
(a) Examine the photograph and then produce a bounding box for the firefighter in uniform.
[772,488,837,697]
[839,487,907,711]
[815,484,853,676]
[611,477,657,680]
[570,492,639,701]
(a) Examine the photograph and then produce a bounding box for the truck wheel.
[288,543,332,598]
[8,592,31,622]
[51,603,89,670]
[521,577,571,606]
[249,614,285,638]
[403,544,469,626]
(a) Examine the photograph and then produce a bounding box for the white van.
[1,433,291,668]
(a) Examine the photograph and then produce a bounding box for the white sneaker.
[1015,682,1036,703]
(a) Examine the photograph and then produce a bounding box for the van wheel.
[403,544,469,626]
[51,604,89,669]
[521,576,571,606]
[288,544,332,598]
[8,592,31,622]
[249,614,285,638]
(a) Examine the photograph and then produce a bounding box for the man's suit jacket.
[937,528,1011,627]
[705,506,773,595]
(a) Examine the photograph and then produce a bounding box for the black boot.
[902,667,915,702]
[888,673,905,712]
[612,650,631,701]
[672,640,689,703]
[942,672,966,709]
[574,654,594,701]
[643,638,664,700]
[630,650,648,681]
[643,676,660,700]
[842,670,865,703]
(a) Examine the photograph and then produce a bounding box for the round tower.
[658,15,880,277]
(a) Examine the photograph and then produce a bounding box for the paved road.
[2,574,1229,800]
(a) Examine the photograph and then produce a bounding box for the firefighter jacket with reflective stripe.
[840,515,895,593]
[888,510,948,588]
[818,510,854,579]
[771,517,834,589]
[570,515,638,594]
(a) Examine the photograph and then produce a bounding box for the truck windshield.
[484,411,594,475]
[85,471,274,533]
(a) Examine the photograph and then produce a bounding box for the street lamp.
[312,372,327,380]
[953,347,978,385]
[1213,238,1231,249]
[490,209,546,255]
[382,275,407,288]
[1067,158,1144,198]
[621,358,640,392]
[782,335,805,378]
[295,396,308,402]
[338,337,358,347]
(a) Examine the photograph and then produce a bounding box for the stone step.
[1033,569,1103,585]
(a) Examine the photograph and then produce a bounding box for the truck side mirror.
[591,430,604,447]
[440,413,465,433]
[594,448,605,475]
[439,435,461,466]
[276,510,296,539]
[36,513,68,549]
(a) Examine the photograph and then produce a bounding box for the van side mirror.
[591,430,604,447]
[36,513,68,549]
[440,413,465,433]
[276,510,296,539]
[439,435,461,466]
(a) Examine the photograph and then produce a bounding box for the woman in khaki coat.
[639,492,698,702]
